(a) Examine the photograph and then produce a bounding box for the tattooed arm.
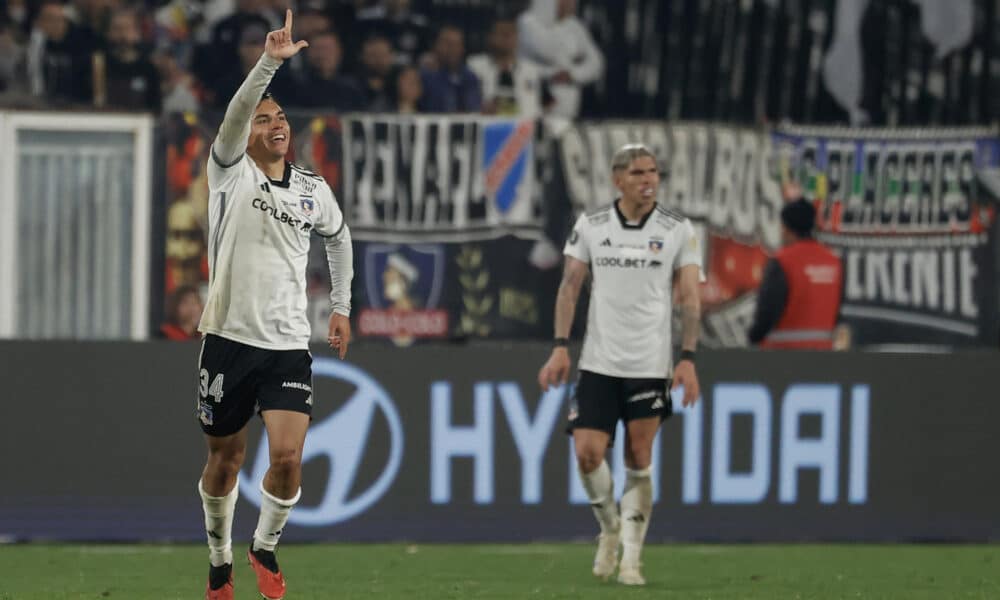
[554,257,589,340]
[673,264,701,406]
[676,264,701,352]
[538,256,589,390]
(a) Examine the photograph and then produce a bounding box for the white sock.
[579,460,619,534]
[620,467,653,566]
[252,484,301,552]
[199,477,239,567]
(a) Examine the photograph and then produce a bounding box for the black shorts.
[195,334,314,437]
[566,370,672,439]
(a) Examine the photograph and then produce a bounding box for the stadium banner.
[160,114,999,347]
[305,237,576,345]
[340,114,543,242]
[552,122,1000,347]
[1,341,997,543]
[774,125,1000,348]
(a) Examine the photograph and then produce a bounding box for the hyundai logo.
[240,358,404,525]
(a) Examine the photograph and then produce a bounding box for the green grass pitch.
[1,543,998,599]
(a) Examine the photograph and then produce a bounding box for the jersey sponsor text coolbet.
[564,202,702,378]
[199,156,344,350]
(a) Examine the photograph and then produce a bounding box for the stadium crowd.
[0,0,604,120]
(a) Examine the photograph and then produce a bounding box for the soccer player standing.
[194,11,353,600]
[538,144,702,586]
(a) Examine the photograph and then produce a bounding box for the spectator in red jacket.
[748,198,843,349]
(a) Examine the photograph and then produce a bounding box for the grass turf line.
[0,543,997,599]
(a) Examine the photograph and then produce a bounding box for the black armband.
[678,349,696,363]
[553,337,569,348]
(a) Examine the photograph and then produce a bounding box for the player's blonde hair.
[611,143,656,172]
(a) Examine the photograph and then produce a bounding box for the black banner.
[776,126,1000,347]
[335,237,579,345]
[1,342,998,542]
[340,115,544,242]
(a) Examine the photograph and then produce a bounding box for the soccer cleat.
[248,546,286,600]
[617,561,646,586]
[592,532,619,579]
[205,563,233,600]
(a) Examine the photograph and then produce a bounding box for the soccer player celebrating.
[538,143,702,586]
[194,10,353,600]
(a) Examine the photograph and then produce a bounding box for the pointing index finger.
[284,9,293,32]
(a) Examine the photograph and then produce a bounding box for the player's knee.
[575,447,604,474]
[625,440,652,469]
[268,446,302,476]
[207,446,245,477]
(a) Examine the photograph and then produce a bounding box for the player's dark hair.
[257,90,282,108]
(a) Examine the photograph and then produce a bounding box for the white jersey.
[564,202,702,378]
[199,155,344,350]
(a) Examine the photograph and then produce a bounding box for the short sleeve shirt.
[564,202,702,378]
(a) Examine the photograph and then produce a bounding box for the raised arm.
[212,10,308,166]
